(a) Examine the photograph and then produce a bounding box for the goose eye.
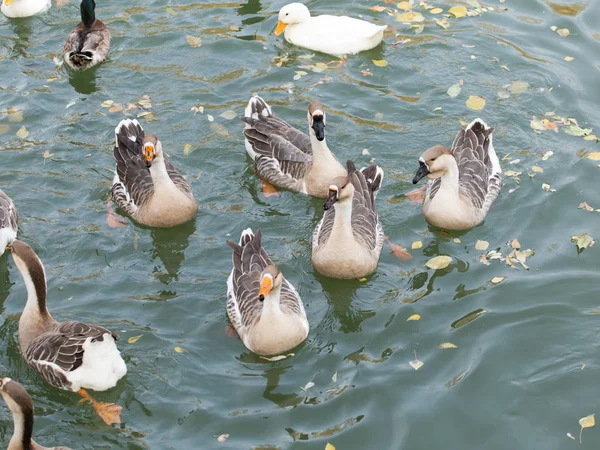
[430,158,436,162]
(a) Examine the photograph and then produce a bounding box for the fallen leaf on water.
[509,80,529,94]
[412,241,423,249]
[407,314,420,321]
[186,35,202,47]
[16,126,29,139]
[7,107,23,122]
[409,359,424,370]
[369,5,386,12]
[491,276,506,284]
[447,83,462,98]
[466,95,485,111]
[128,335,142,344]
[542,183,555,192]
[261,180,279,197]
[332,371,337,382]
[43,150,53,159]
[438,342,458,349]
[183,144,192,155]
[571,233,595,252]
[397,1,412,10]
[564,56,574,61]
[396,11,424,22]
[511,239,521,249]
[300,381,315,392]
[372,59,388,67]
[325,443,336,450]
[436,18,449,29]
[217,434,229,443]
[587,152,600,160]
[174,346,187,353]
[451,308,487,329]
[219,110,237,120]
[358,277,367,282]
[579,414,595,443]
[425,255,453,270]
[385,237,412,260]
[430,7,443,14]
[578,202,594,212]
[555,28,570,37]
[475,240,489,251]
[584,134,598,141]
[542,150,554,160]
[260,353,294,361]
[101,100,114,108]
[453,238,461,243]
[449,5,467,18]
[109,104,124,113]
[362,148,371,156]
[210,123,229,137]
[567,432,575,440]
[531,165,543,173]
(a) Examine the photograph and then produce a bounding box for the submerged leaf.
[186,35,202,47]
[447,83,462,98]
[128,335,142,344]
[174,346,187,353]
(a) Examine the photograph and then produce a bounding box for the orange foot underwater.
[79,388,122,425]
[106,199,127,228]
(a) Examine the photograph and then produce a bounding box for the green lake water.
[1,0,600,448]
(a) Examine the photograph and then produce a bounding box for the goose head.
[307,101,326,141]
[0,378,33,418]
[143,134,163,168]
[275,3,311,35]
[258,265,283,302]
[412,145,453,183]
[323,175,353,210]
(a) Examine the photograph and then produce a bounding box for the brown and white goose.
[7,240,127,425]
[0,377,72,450]
[412,118,502,230]
[226,229,309,356]
[111,119,198,227]
[0,189,18,257]
[242,95,346,198]
[312,161,384,279]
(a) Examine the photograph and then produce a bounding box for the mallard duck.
[412,119,502,230]
[1,0,50,18]
[242,95,346,198]
[111,119,198,228]
[0,189,18,257]
[312,160,384,279]
[274,3,387,57]
[226,229,309,356]
[7,240,127,425]
[0,377,72,450]
[63,0,110,71]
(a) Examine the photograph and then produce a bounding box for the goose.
[242,95,346,198]
[7,240,127,425]
[226,229,309,356]
[63,0,110,71]
[1,0,50,18]
[274,3,387,57]
[312,160,384,279]
[0,189,18,257]
[412,118,502,230]
[0,377,72,450]
[111,119,198,228]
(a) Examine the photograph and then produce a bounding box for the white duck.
[1,0,50,18]
[274,3,387,57]
[412,119,502,230]
[0,189,18,257]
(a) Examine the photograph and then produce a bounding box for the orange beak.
[144,145,153,168]
[258,275,273,301]
[274,20,287,36]
[4,0,13,6]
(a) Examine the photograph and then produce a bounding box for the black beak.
[146,160,152,168]
[412,161,429,184]
[312,116,325,141]
[323,189,338,211]
[258,294,265,302]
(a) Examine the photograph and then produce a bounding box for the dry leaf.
[412,241,423,249]
[369,5,386,12]
[511,239,521,249]
[101,100,114,108]
[301,381,315,391]
[438,342,458,349]
[183,144,192,155]
[425,255,453,270]
[475,240,489,251]
[325,444,336,450]
[447,83,461,98]
[409,359,424,370]
[509,80,529,94]
[542,150,554,160]
[397,1,412,11]
[466,96,486,111]
[542,183,556,192]
[128,335,142,344]
[571,233,595,252]
[7,107,23,122]
[16,126,29,139]
[407,314,421,321]
[531,165,543,173]
[217,434,229,443]
[430,7,443,14]
[579,414,595,443]
[564,56,574,61]
[396,11,424,22]
[555,28,570,37]
[210,123,229,136]
[43,150,53,159]
[578,202,594,212]
[186,35,202,47]
[372,59,388,67]
[219,110,237,120]
[491,276,506,284]
[388,240,412,260]
[174,346,187,353]
[587,152,600,160]
[449,6,467,18]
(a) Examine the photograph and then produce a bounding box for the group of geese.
[0,0,503,448]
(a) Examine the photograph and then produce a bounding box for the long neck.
[261,284,283,318]
[81,0,96,29]
[309,132,335,164]
[332,198,353,231]
[8,410,34,450]
[437,158,460,194]
[149,155,176,188]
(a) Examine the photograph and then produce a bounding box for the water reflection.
[261,365,303,408]
[319,276,375,333]
[150,219,196,284]
[67,68,98,95]
[0,257,12,316]
[7,19,33,59]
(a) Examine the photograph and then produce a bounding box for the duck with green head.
[64,0,110,71]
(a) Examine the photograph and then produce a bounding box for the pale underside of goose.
[415,118,502,230]
[0,189,18,257]
[312,162,385,279]
[242,95,346,198]
[0,377,73,450]
[111,119,197,227]
[276,3,386,57]
[1,0,50,18]
[226,229,309,356]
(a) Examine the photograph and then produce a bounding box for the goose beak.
[274,20,287,36]
[258,275,273,302]
[412,161,429,184]
[311,116,325,141]
[5,244,12,252]
[144,144,153,168]
[4,0,13,5]
[323,186,338,211]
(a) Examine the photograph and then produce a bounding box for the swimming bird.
[1,0,50,18]
[312,161,384,279]
[226,229,309,356]
[242,95,346,198]
[0,377,72,450]
[0,189,18,257]
[63,0,110,71]
[111,119,198,227]
[274,3,387,57]
[412,119,502,230]
[7,240,127,425]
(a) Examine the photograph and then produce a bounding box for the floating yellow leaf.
[369,5,386,12]
[16,126,29,139]
[584,134,598,141]
[217,434,229,443]
[358,277,368,282]
[542,183,555,192]
[579,414,595,443]
[407,314,421,321]
[453,238,461,243]
[555,28,570,37]
[475,240,489,251]
[436,18,449,29]
[396,11,424,22]
[449,6,467,18]
[571,233,595,252]
[128,335,142,344]
[425,255,453,270]
[109,104,123,113]
[325,444,336,450]
[409,359,424,370]
[101,100,114,108]
[491,276,506,284]
[397,1,412,10]
[438,342,458,349]
[542,150,554,160]
[186,35,202,47]
[466,95,486,111]
[43,150,53,159]
[47,77,58,82]
[587,152,600,160]
[564,56,574,61]
[411,241,423,249]
[447,83,461,98]
[372,59,388,67]
[430,7,443,14]
[174,346,187,353]
[531,165,543,173]
[183,144,192,155]
[7,107,23,123]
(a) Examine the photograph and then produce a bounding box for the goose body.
[312,161,384,279]
[111,119,198,227]
[275,3,386,57]
[1,0,50,18]
[226,229,309,356]
[0,378,72,450]
[64,0,110,71]
[0,189,18,257]
[242,95,346,198]
[412,119,502,230]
